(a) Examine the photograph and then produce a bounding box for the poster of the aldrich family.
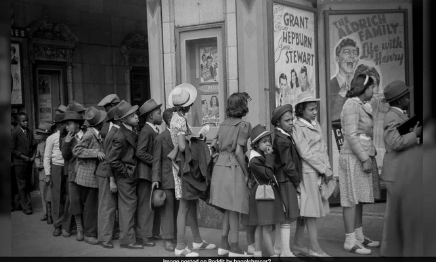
[273,3,317,108]
[327,11,407,175]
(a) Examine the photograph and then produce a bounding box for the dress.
[209,117,252,214]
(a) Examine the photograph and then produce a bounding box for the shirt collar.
[113,124,120,129]
[336,72,349,88]
[75,130,84,140]
[19,125,27,134]
[90,127,100,137]
[146,122,159,133]
[276,127,290,137]
[391,106,405,115]
[123,123,133,131]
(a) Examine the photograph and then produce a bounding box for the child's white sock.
[280,224,294,255]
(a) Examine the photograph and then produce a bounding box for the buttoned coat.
[12,126,35,166]
[152,129,175,189]
[108,124,138,182]
[272,129,302,187]
[136,124,157,181]
[96,126,119,178]
[340,97,376,162]
[293,119,331,174]
[72,128,103,188]
[380,108,418,182]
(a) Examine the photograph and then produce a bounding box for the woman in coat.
[292,91,334,258]
[339,74,381,255]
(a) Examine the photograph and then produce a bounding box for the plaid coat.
[340,97,376,162]
[72,128,103,188]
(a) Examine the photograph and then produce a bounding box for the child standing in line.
[245,124,285,257]
[271,104,302,258]
[34,122,53,224]
[210,93,252,257]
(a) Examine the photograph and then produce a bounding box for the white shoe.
[309,249,334,261]
[253,251,262,257]
[247,244,256,254]
[228,250,254,257]
[291,244,310,256]
[175,246,199,257]
[218,248,230,257]
[359,237,380,248]
[192,240,217,250]
[280,251,297,257]
[344,241,371,255]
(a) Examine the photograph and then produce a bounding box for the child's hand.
[97,151,106,161]
[65,131,74,143]
[110,181,118,193]
[264,145,274,155]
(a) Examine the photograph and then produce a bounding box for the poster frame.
[11,42,24,106]
[267,0,319,129]
[324,9,410,168]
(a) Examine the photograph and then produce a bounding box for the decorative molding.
[241,0,256,13]
[147,0,160,18]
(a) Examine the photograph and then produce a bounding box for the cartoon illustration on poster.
[273,3,316,108]
[38,75,53,122]
[11,43,22,105]
[327,12,407,175]
[200,46,218,83]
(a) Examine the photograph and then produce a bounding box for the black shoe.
[84,236,99,245]
[163,240,175,252]
[120,243,143,249]
[143,238,156,247]
[112,232,120,240]
[53,228,62,237]
[100,241,114,249]
[62,229,71,238]
[150,235,162,241]
[41,214,48,221]
[23,209,32,215]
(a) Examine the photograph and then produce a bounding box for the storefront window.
[178,27,225,139]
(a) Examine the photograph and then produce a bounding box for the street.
[11,191,385,257]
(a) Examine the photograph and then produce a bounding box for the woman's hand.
[363,158,372,173]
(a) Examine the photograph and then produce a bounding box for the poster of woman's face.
[11,43,22,105]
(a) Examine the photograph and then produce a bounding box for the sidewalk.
[11,191,385,257]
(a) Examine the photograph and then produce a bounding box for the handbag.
[319,177,337,201]
[253,174,276,200]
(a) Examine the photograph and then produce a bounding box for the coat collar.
[120,124,137,149]
[249,149,263,162]
[87,128,103,143]
[16,126,30,144]
[388,107,409,121]
[349,97,373,115]
[295,118,317,130]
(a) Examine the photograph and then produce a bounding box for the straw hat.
[167,83,197,107]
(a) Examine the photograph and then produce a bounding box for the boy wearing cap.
[108,101,143,249]
[12,112,36,215]
[60,111,86,241]
[44,113,66,236]
[34,122,53,222]
[98,94,121,139]
[152,107,178,252]
[135,99,163,247]
[96,104,122,249]
[380,81,422,256]
[72,106,107,245]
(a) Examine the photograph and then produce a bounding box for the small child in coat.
[245,124,285,257]
[34,122,54,223]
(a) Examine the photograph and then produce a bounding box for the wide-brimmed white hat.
[168,83,198,107]
[295,91,320,107]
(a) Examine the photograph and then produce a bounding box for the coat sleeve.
[108,135,127,176]
[43,135,53,175]
[342,102,369,162]
[151,137,162,183]
[383,116,417,152]
[73,133,99,159]
[276,138,299,184]
[61,139,74,161]
[293,125,327,174]
[250,154,275,182]
[136,130,153,166]
[11,130,23,158]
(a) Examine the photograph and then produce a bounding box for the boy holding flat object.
[108,101,143,249]
[72,107,107,246]
[152,107,178,252]
[135,99,163,247]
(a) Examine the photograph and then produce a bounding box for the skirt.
[278,181,300,222]
[338,154,381,207]
[299,171,329,217]
[244,185,285,226]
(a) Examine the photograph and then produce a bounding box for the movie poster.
[38,75,53,122]
[200,46,218,83]
[273,3,317,108]
[327,11,407,175]
[11,43,22,105]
